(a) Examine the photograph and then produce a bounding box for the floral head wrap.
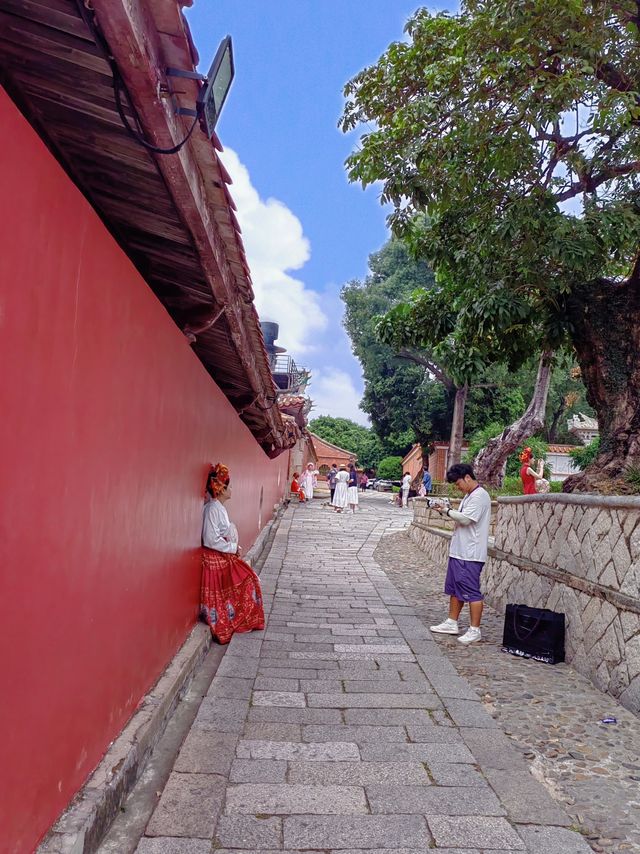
[519,447,533,463]
[207,463,230,498]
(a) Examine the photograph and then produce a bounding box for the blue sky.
[185,2,452,424]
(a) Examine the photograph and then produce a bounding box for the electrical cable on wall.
[74,0,201,156]
[111,64,199,155]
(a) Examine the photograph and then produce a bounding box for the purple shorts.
[444,557,484,602]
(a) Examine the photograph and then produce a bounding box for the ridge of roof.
[308,432,358,458]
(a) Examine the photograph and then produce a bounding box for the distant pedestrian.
[422,465,432,495]
[290,472,305,503]
[360,472,368,492]
[429,463,491,645]
[332,464,349,512]
[327,463,338,502]
[347,463,359,513]
[401,471,411,507]
[300,462,319,501]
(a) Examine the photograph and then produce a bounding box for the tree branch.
[397,347,453,387]
[555,160,640,201]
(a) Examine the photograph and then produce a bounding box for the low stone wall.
[408,495,640,715]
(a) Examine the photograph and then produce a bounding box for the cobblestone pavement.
[376,527,640,854]
[134,494,596,853]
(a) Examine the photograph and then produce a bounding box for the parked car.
[373,479,402,492]
[373,479,393,491]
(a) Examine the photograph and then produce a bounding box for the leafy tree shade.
[377,456,404,480]
[308,416,383,470]
[341,2,640,493]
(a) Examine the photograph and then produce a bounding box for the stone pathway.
[133,494,595,853]
[377,528,640,854]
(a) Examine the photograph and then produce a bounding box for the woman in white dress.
[331,465,349,512]
[300,462,319,501]
[347,464,359,513]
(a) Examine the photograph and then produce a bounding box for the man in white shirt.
[430,463,491,644]
[401,471,412,507]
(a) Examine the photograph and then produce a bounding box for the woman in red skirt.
[200,463,265,644]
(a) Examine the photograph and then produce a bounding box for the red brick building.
[309,433,357,476]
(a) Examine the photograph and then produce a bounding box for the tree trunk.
[473,350,554,487]
[563,275,640,493]
[546,401,565,443]
[448,384,468,467]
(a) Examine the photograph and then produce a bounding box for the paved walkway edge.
[38,625,212,854]
[38,502,288,854]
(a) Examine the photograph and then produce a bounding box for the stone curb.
[38,625,212,854]
[38,503,288,854]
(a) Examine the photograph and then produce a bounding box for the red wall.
[0,88,288,854]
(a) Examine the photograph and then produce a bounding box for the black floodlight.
[198,35,234,137]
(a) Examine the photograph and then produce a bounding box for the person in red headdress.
[519,447,545,495]
[200,463,265,644]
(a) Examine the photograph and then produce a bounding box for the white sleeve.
[202,502,237,552]
[449,490,488,526]
[447,508,474,526]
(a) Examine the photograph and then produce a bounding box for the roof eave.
[90,0,290,457]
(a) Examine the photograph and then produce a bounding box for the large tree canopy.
[341,0,640,492]
[341,241,448,455]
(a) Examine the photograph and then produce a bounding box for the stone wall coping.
[498,493,640,509]
[414,497,499,506]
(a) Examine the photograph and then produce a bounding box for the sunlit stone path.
[134,494,592,854]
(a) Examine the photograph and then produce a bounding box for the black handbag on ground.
[502,603,565,665]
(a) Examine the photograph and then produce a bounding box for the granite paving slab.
[224,782,369,814]
[236,739,361,762]
[134,839,212,854]
[286,759,430,786]
[283,814,431,849]
[365,783,505,815]
[145,773,226,838]
[134,498,593,854]
[427,816,525,850]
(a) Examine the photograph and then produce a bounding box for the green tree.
[341,1,640,493]
[377,456,404,479]
[341,241,449,456]
[569,437,601,471]
[308,416,384,470]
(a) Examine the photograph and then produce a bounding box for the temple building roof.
[0,0,293,457]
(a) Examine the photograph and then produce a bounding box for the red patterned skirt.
[200,548,265,644]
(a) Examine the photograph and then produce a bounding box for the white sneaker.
[430,618,459,635]
[458,627,481,644]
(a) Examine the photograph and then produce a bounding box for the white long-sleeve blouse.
[202,499,238,553]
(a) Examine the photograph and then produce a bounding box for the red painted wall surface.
[0,88,288,854]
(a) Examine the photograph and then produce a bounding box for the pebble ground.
[377,523,640,854]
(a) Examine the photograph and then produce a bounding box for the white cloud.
[220,148,327,353]
[307,367,369,426]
